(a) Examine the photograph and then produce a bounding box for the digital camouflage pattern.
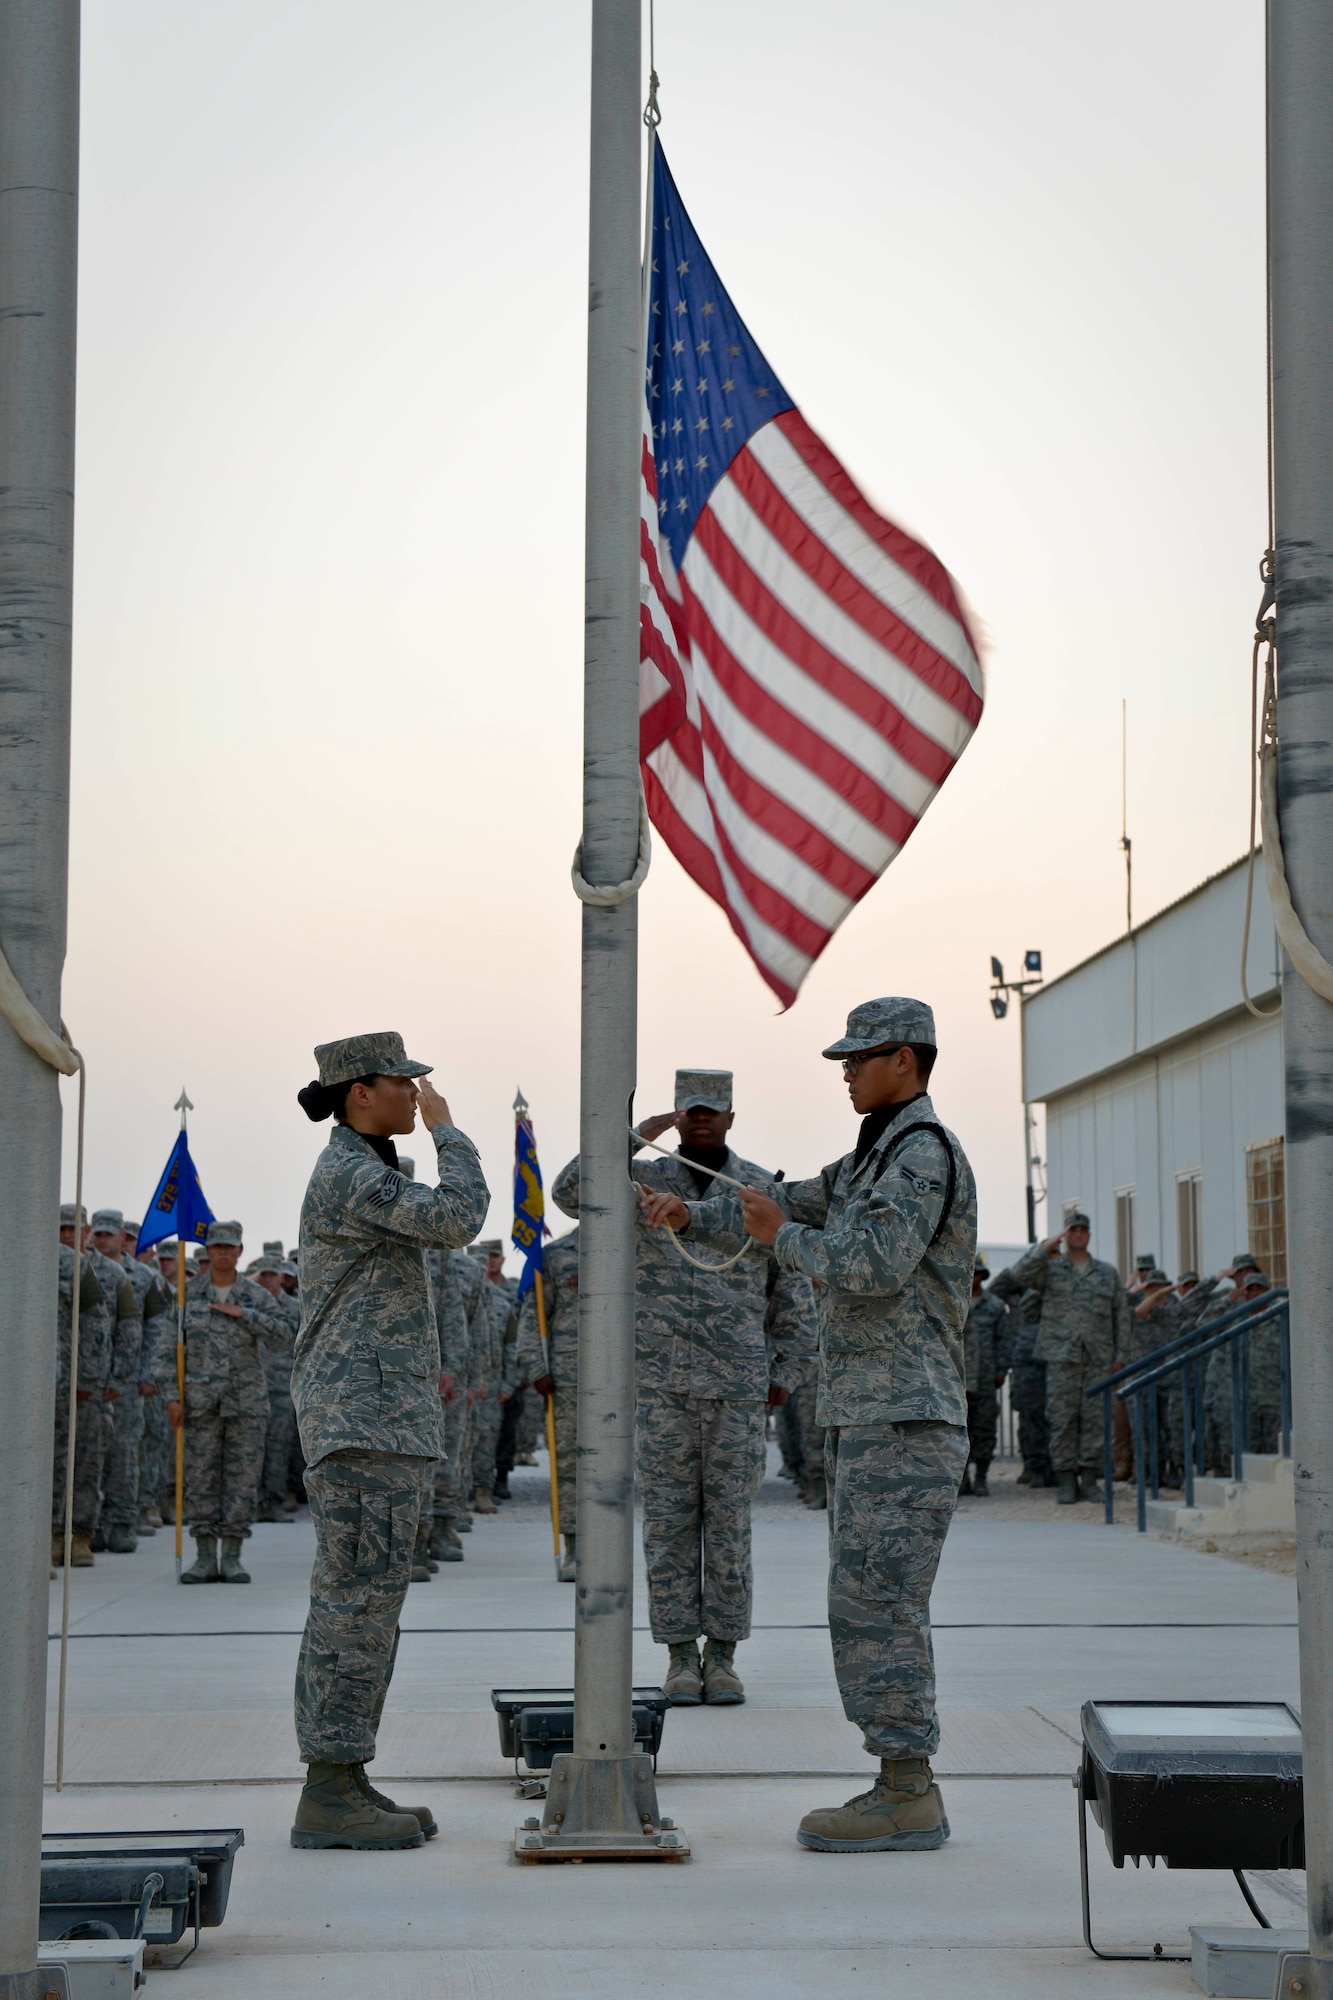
[683,1092,975,1427]
[516,1229,579,1536]
[294,1448,433,1763]
[1007,1242,1129,1370]
[292,1123,489,1470]
[825,1419,969,1756]
[962,1287,1012,1475]
[52,1241,112,1535]
[425,1250,471,1527]
[551,1144,815,1398]
[636,1387,768,1641]
[102,1255,172,1530]
[176,1271,292,1539]
[1008,1242,1129,1476]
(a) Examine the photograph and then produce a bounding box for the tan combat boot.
[663,1641,703,1705]
[180,1533,218,1584]
[797,1756,950,1852]
[69,1532,95,1568]
[350,1764,437,1839]
[219,1536,251,1583]
[472,1488,498,1516]
[290,1761,425,1850]
[702,1638,745,1705]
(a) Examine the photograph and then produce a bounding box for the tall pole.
[520,0,682,1862]
[1268,5,1333,1993]
[0,4,81,1992]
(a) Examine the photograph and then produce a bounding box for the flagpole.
[533,1269,562,1576]
[173,1089,192,1579]
[518,0,683,1863]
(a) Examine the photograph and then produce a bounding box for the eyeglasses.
[840,1045,905,1076]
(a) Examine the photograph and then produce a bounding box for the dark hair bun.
[298,1079,335,1122]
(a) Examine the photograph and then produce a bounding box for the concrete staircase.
[1143,1453,1294,1535]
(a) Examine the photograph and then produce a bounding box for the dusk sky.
[62,1,1265,1258]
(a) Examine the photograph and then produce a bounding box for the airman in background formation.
[960,1256,1011,1497]
[516,1226,580,1579]
[1008,1214,1129,1506]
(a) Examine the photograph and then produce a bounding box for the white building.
[1021,855,1287,1284]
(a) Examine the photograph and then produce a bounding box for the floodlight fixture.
[1025,950,1043,973]
[990,995,1008,1020]
[1076,1700,1302,1964]
[990,955,1004,982]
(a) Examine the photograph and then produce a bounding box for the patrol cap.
[1177,1271,1199,1285]
[205,1219,244,1247]
[262,1239,285,1259]
[1065,1211,1091,1229]
[253,1253,284,1276]
[1241,1268,1271,1290]
[59,1203,87,1228]
[821,997,936,1059]
[314,1031,431,1088]
[1231,1253,1260,1272]
[156,1239,178,1260]
[469,1239,504,1257]
[1135,1253,1156,1271]
[90,1208,124,1233]
[674,1069,733,1112]
[281,1260,299,1279]
[123,1220,142,1239]
[1145,1269,1170,1286]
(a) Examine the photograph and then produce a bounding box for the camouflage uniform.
[426,1247,471,1532]
[1123,1287,1183,1478]
[129,1243,175,1521]
[52,1244,114,1538]
[291,1032,489,1766]
[167,1265,291,1540]
[1007,1241,1129,1478]
[962,1287,1011,1480]
[683,1008,975,1758]
[553,1120,815,1646]
[515,1228,580,1536]
[62,1240,142,1541]
[101,1235,170,1531]
[260,1283,303,1509]
[450,1248,496,1504]
[1205,1289,1284,1468]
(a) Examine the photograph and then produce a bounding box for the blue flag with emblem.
[511,1095,546,1300]
[135,1132,214,1256]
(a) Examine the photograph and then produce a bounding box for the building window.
[1176,1170,1203,1275]
[1114,1187,1137,1283]
[1246,1138,1287,1286]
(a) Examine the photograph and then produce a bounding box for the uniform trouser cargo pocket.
[294,1450,431,1765]
[825,1421,969,1759]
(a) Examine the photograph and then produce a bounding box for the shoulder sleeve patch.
[367,1170,406,1212]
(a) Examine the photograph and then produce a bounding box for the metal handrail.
[1082,1289,1289,1529]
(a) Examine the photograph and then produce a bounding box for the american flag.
[639,145,985,1008]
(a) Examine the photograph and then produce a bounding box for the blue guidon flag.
[639,144,985,1008]
[511,1101,546,1300]
[135,1132,214,1256]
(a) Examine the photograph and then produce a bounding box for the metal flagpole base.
[514,1753,689,1862]
[1274,1953,1333,2000]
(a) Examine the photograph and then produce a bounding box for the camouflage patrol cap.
[59,1203,87,1227]
[123,1220,142,1238]
[314,1030,431,1088]
[1065,1211,1091,1229]
[674,1069,733,1112]
[156,1239,178,1260]
[1231,1253,1260,1272]
[822,997,936,1059]
[1177,1271,1199,1285]
[90,1208,124,1233]
[469,1239,504,1257]
[205,1219,244,1247]
[1241,1268,1271,1290]
[262,1239,284,1259]
[1145,1269,1170,1286]
[253,1253,284,1276]
[1135,1253,1156,1271]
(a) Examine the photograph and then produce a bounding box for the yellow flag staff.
[134,1088,214,1581]
[513,1090,561,1577]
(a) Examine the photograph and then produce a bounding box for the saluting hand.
[636,1110,681,1144]
[416,1079,453,1131]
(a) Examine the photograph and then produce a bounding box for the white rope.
[0,938,85,1787]
[1260,731,1333,1002]
[1241,560,1333,1010]
[631,1129,759,1273]
[571,790,652,908]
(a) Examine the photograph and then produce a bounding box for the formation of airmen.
[970,1223,1283,1501]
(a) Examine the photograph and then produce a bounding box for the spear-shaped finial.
[513,1087,529,1117]
[175,1087,194,1129]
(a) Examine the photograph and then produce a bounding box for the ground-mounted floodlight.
[493,1687,669,1781]
[39,1829,245,1969]
[1076,1702,1302,1963]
